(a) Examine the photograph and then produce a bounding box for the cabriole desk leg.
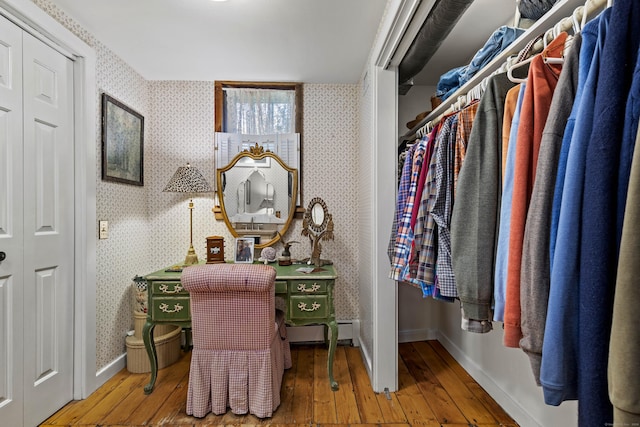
[327,319,339,391]
[142,321,157,394]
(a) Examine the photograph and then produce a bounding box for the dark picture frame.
[234,237,255,263]
[101,93,144,186]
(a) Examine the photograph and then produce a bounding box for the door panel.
[0,17,74,426]
[22,31,74,427]
[0,16,24,427]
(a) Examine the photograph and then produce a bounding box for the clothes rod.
[402,0,604,140]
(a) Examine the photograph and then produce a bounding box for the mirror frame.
[217,146,298,249]
[308,197,329,233]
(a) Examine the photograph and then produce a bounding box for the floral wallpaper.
[33,0,362,372]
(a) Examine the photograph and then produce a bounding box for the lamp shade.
[163,163,212,193]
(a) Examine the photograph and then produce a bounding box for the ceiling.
[50,0,388,83]
[49,0,516,86]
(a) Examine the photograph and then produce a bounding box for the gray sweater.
[450,72,516,321]
[519,33,582,383]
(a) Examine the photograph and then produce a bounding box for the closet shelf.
[402,0,600,139]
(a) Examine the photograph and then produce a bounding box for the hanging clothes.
[519,31,582,384]
[432,115,458,297]
[412,116,456,295]
[493,83,525,323]
[503,32,568,348]
[403,127,438,292]
[450,72,517,326]
[501,82,521,185]
[454,101,479,194]
[578,0,640,424]
[389,2,640,424]
[388,140,426,281]
[541,9,610,406]
[608,122,640,426]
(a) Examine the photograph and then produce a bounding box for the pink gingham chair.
[181,264,291,418]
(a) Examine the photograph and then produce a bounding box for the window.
[214,81,302,134]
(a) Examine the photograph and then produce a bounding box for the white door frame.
[0,0,97,399]
[363,0,425,392]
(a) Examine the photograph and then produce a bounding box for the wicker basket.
[125,311,182,373]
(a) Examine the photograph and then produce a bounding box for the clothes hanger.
[572,6,583,33]
[507,55,534,83]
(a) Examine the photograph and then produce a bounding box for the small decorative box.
[206,236,225,264]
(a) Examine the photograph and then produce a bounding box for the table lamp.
[163,163,213,265]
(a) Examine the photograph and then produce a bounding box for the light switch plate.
[99,220,109,239]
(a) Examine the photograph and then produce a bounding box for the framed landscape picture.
[101,93,144,186]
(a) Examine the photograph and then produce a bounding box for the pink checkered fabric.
[182,264,291,419]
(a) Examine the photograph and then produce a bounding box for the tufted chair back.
[182,263,291,419]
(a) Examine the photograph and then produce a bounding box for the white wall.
[436,302,578,426]
[398,84,437,133]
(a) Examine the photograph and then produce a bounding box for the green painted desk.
[142,263,338,393]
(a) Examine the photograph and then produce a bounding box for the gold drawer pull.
[297,283,320,293]
[159,284,183,294]
[297,301,321,312]
[158,302,184,313]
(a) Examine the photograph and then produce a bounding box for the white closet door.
[0,16,75,427]
[0,15,25,427]
[21,31,74,427]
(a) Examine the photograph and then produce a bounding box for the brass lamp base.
[184,245,199,265]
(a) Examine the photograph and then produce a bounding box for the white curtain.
[223,88,296,134]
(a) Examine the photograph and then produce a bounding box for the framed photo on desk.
[234,238,254,263]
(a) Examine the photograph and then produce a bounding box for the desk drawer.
[275,280,287,295]
[290,295,329,320]
[290,280,329,295]
[151,281,187,296]
[150,296,190,322]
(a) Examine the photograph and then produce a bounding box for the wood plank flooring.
[41,340,519,427]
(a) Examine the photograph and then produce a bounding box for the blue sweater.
[493,83,525,322]
[540,10,609,406]
[549,18,599,270]
[579,0,640,425]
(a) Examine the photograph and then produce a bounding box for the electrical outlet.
[99,220,109,239]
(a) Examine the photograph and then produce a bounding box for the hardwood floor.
[41,340,519,427]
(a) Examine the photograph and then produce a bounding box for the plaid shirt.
[410,119,456,294]
[389,139,427,280]
[401,127,438,290]
[388,143,416,265]
[454,101,479,195]
[432,115,459,297]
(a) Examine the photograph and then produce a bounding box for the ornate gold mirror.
[216,145,298,248]
[301,197,334,267]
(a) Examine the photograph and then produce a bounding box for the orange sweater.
[503,32,567,348]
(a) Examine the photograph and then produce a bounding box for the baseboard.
[95,353,126,389]
[358,334,373,380]
[436,331,538,427]
[398,327,437,343]
[286,320,359,345]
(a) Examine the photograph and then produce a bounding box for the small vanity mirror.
[301,197,334,267]
[217,145,298,248]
